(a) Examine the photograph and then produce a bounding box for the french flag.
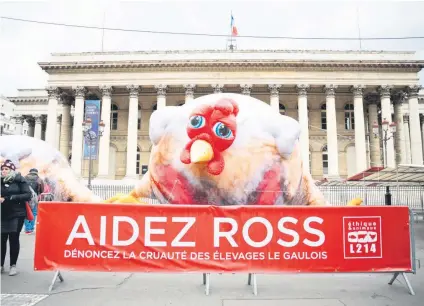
[231,14,238,36]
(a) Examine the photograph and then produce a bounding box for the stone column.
[240,84,252,96]
[34,115,42,139]
[55,115,62,150]
[392,91,407,164]
[378,85,395,168]
[125,85,139,180]
[14,116,23,135]
[45,86,61,146]
[421,114,424,159]
[155,85,167,110]
[268,84,281,112]
[97,86,113,178]
[406,85,423,165]
[70,86,86,177]
[403,115,412,164]
[296,84,310,173]
[184,84,195,104]
[60,99,72,158]
[324,85,340,179]
[27,118,34,137]
[41,118,46,140]
[212,84,224,94]
[351,85,367,173]
[365,94,382,167]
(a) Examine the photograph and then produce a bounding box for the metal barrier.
[35,203,419,296]
[87,183,424,213]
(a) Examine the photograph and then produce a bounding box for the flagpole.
[229,11,233,50]
[228,11,234,51]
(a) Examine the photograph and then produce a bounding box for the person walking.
[1,160,32,276]
[24,168,44,234]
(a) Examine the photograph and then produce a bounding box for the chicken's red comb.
[214,98,239,117]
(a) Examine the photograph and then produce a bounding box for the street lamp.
[82,118,105,190]
[372,118,397,168]
[372,118,397,206]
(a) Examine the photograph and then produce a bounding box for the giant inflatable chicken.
[129,93,327,206]
[0,93,334,206]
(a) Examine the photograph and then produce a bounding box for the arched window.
[322,145,328,175]
[110,104,118,130]
[279,104,286,115]
[136,147,141,175]
[137,105,142,130]
[321,104,327,130]
[344,103,355,130]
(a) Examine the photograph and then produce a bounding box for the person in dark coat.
[1,159,32,276]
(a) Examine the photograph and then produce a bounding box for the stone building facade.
[7,49,424,181]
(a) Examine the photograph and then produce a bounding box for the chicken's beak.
[190,140,214,163]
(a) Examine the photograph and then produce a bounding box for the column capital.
[46,86,61,99]
[34,115,43,124]
[240,84,252,95]
[350,85,366,97]
[406,84,422,98]
[13,116,24,124]
[268,84,281,97]
[73,86,87,98]
[364,92,379,105]
[378,85,393,98]
[99,85,113,97]
[324,84,338,97]
[154,84,167,97]
[403,114,410,123]
[127,85,140,98]
[184,84,196,97]
[296,84,310,97]
[60,94,74,106]
[211,84,224,93]
[391,90,408,105]
[25,116,34,126]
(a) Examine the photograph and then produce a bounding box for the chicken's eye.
[189,115,205,129]
[213,122,233,139]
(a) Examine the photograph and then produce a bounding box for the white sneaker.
[9,265,17,276]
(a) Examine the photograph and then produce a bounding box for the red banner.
[34,203,413,273]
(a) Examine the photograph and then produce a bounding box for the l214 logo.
[342,216,383,259]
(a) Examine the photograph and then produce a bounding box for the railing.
[87,184,424,212]
[319,185,424,211]
[89,184,160,205]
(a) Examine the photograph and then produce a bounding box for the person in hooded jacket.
[24,168,44,234]
[0,159,32,276]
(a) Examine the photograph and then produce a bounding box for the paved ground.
[1,221,424,306]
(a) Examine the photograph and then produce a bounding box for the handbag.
[25,202,34,221]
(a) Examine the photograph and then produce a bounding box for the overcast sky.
[1,0,424,97]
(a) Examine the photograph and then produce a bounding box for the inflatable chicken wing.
[130,93,328,206]
[0,135,101,202]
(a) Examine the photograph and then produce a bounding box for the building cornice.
[38,60,424,73]
[8,97,48,105]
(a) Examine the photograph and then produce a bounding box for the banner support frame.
[48,270,64,292]
[202,273,210,295]
[387,209,417,296]
[388,272,415,295]
[247,273,258,295]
